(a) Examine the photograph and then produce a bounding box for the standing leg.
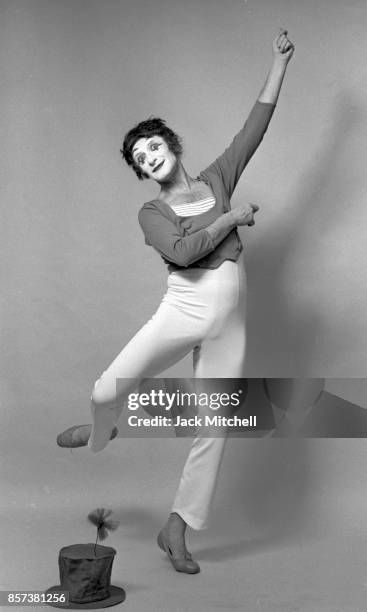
[171,314,247,529]
[170,258,247,530]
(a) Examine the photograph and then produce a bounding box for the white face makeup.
[132,136,178,181]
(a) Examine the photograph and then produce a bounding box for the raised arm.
[202,29,295,198]
[258,29,295,104]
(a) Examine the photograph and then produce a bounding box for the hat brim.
[45,585,126,609]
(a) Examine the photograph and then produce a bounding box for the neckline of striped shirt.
[170,197,216,217]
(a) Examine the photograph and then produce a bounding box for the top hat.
[46,543,125,609]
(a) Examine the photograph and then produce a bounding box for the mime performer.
[58,29,295,574]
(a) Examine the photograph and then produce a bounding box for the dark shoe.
[56,424,118,448]
[157,529,200,574]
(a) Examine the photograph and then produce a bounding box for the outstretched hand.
[272,29,294,64]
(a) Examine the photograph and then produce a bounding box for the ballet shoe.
[56,424,118,448]
[157,530,200,574]
[157,530,193,560]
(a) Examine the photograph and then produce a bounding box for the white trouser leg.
[88,301,205,451]
[171,281,247,530]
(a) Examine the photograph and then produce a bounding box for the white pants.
[90,254,247,529]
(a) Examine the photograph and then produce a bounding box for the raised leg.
[81,300,205,451]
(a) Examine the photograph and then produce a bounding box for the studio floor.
[2,417,367,612]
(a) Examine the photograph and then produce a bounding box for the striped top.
[170,197,216,217]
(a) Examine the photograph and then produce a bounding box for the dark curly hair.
[120,117,183,180]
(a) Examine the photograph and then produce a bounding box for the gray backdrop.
[2,1,367,608]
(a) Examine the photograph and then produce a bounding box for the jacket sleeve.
[202,100,276,199]
[138,203,216,267]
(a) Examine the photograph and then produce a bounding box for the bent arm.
[138,205,237,268]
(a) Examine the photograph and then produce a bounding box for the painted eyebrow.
[132,138,161,155]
